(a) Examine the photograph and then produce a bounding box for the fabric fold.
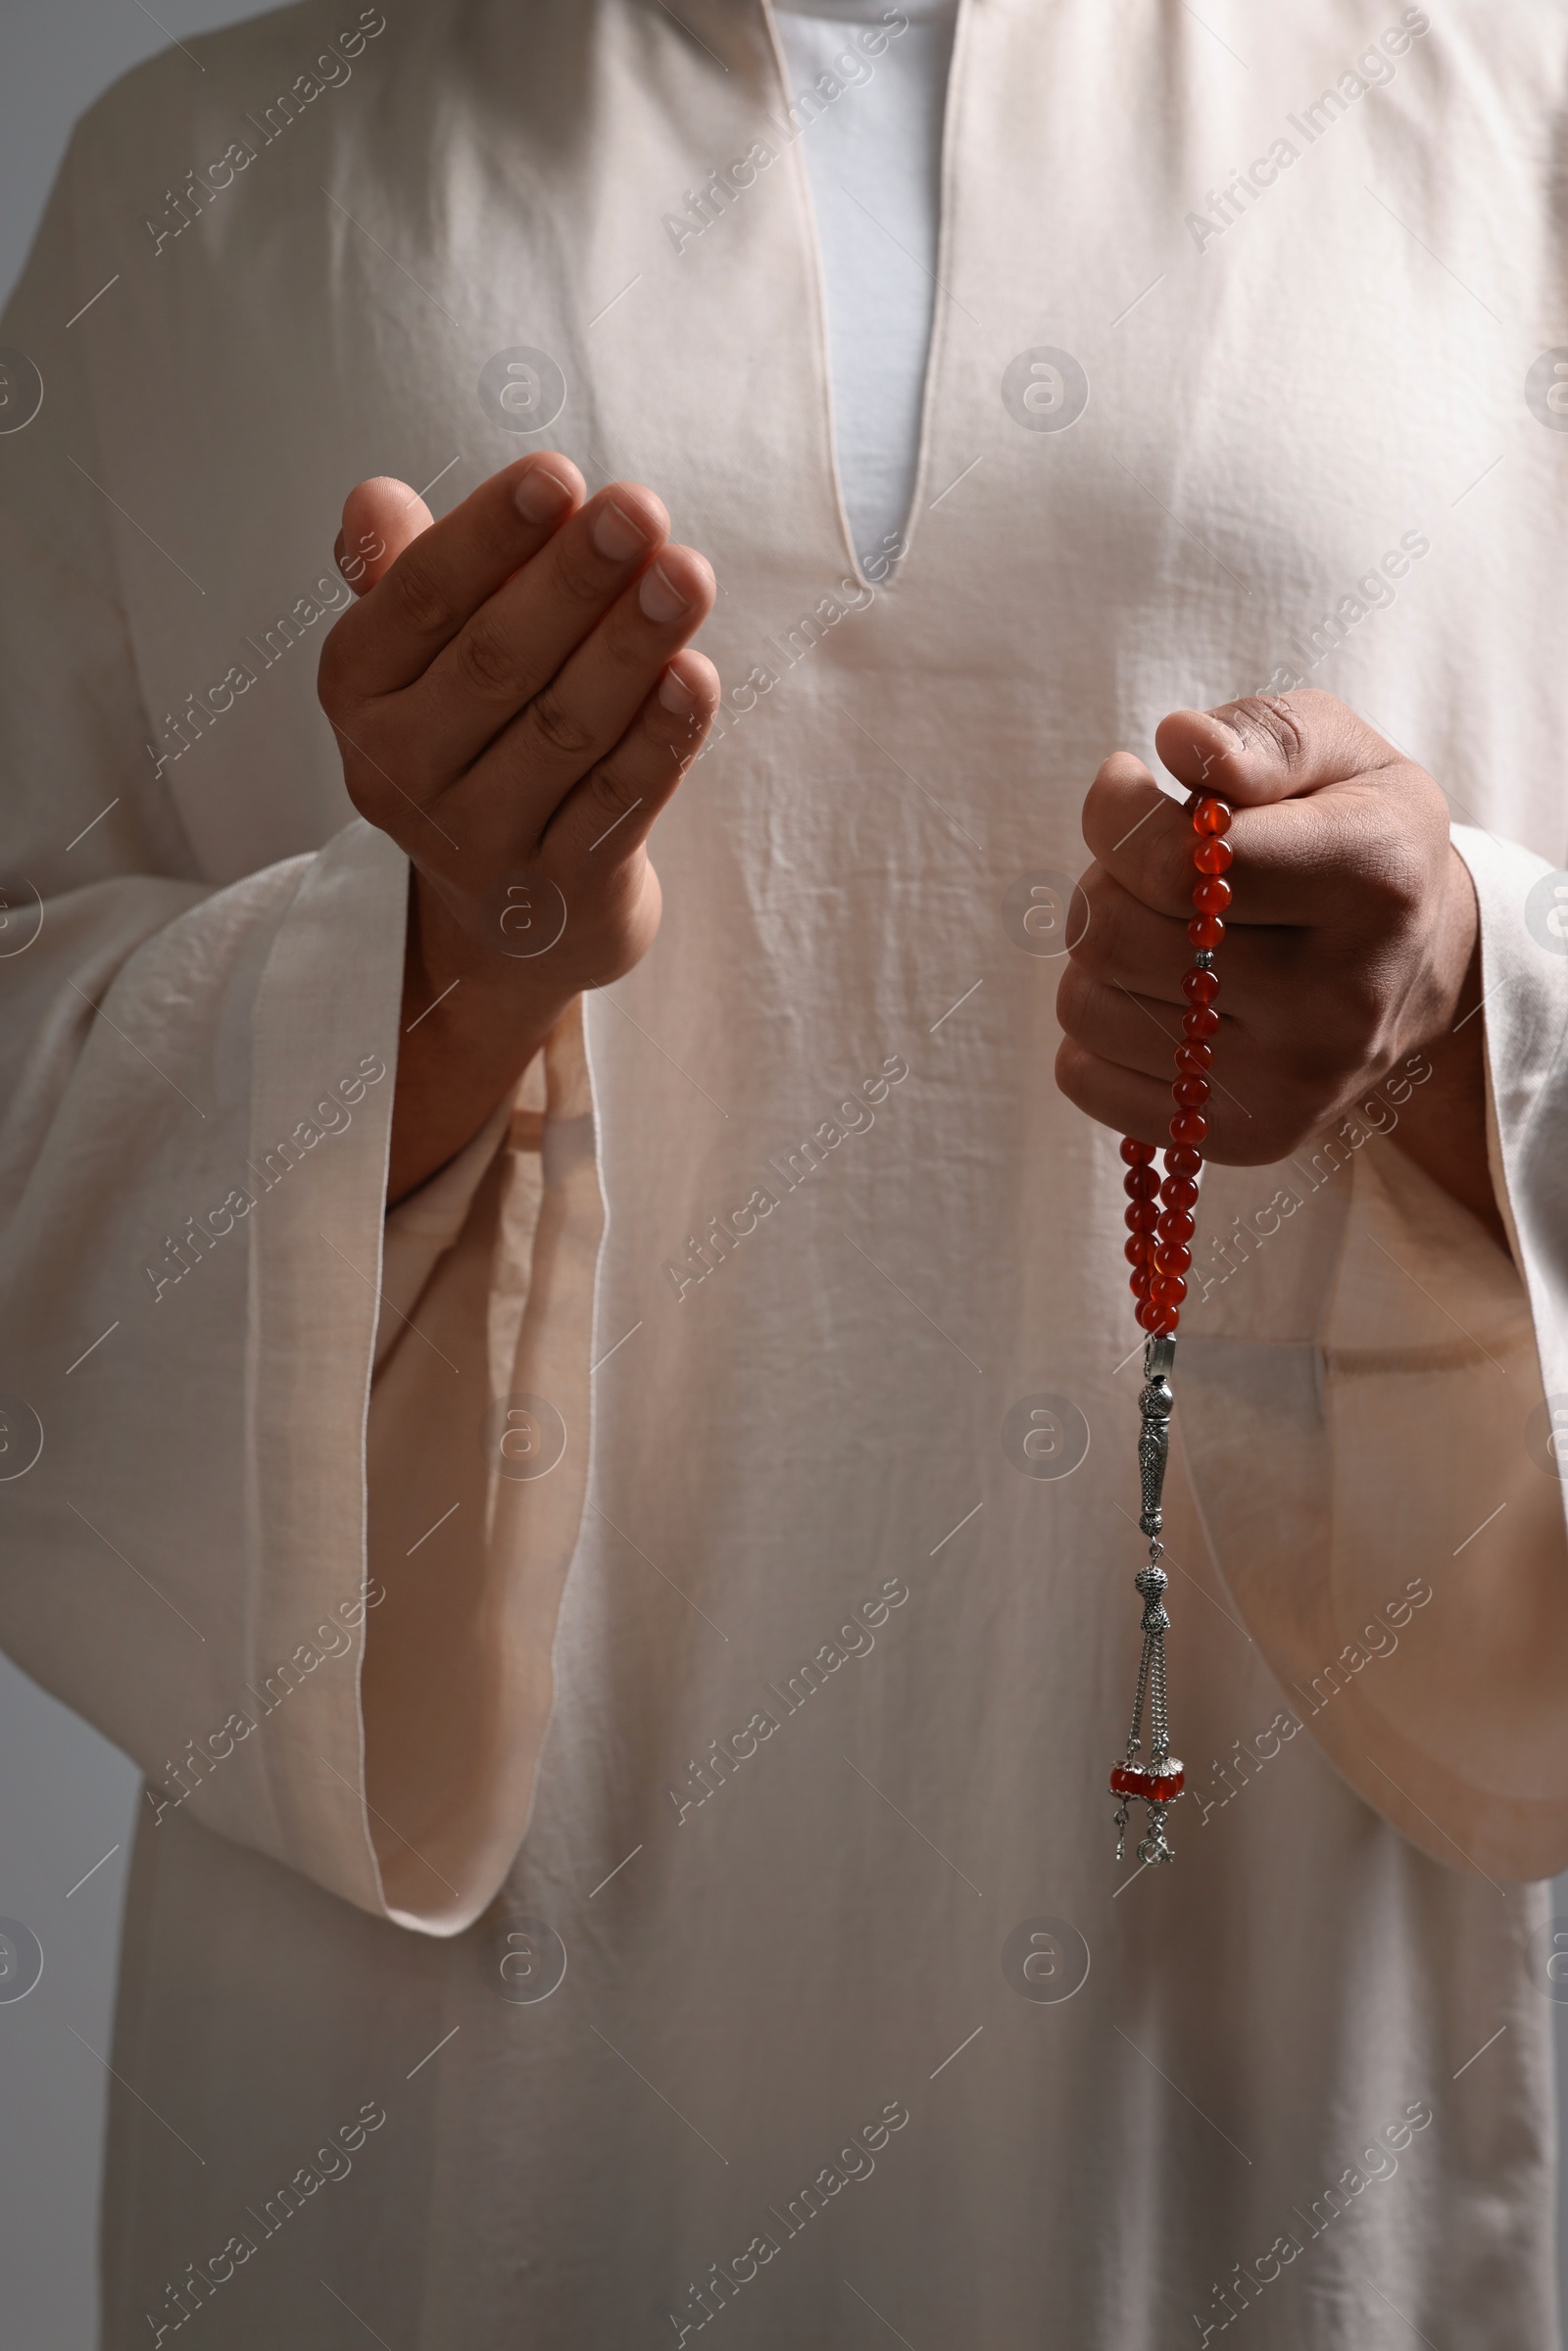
[0,821,405,1912]
[1177,824,1568,1879]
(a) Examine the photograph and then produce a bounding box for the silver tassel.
[1111,1333,1185,1865]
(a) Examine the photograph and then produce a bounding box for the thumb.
[1153,688,1401,808]
[333,475,434,598]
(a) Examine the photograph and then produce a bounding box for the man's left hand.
[1054,690,1504,1246]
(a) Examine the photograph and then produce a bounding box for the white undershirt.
[772,0,957,571]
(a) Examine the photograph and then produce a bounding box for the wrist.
[389,872,575,1204]
[403,867,575,1036]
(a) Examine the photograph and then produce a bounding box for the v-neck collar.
[756,0,975,595]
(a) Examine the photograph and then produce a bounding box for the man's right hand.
[318,454,718,1200]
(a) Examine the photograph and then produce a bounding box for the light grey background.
[0,5,1564,2346]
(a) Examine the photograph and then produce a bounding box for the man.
[2,0,1566,2342]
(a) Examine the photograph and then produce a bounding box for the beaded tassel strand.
[1111,790,1233,1866]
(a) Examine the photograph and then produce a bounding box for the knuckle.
[552,542,608,609]
[1228,693,1305,769]
[1361,839,1429,923]
[662,711,709,772]
[387,557,455,640]
[528,688,597,762]
[647,671,710,748]
[455,617,530,701]
[585,765,639,833]
[471,491,533,568]
[586,603,644,683]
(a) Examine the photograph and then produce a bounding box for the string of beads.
[1109,788,1233,1866]
[1119,791,1233,1335]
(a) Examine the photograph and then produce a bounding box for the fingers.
[1063,688,1464,1168]
[455,541,715,828]
[333,477,434,599]
[409,481,681,775]
[1055,958,1195,1084]
[325,454,587,697]
[1065,858,1297,1015]
[1054,1032,1285,1162]
[1081,755,1307,925]
[1055,959,1271,1153]
[1080,755,1194,918]
[1054,1037,1194,1157]
[1083,731,1431,932]
[423,650,717,996]
[1153,689,1400,808]
[1067,859,1201,1000]
[547,647,721,870]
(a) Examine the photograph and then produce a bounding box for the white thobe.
[2,2,1568,2345]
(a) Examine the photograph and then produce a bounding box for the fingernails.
[514,465,574,523]
[592,498,651,563]
[659,664,696,714]
[639,562,691,625]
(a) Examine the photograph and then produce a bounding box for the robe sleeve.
[1175,825,1568,1882]
[0,133,600,1936]
[0,603,413,1922]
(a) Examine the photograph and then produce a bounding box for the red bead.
[1188,913,1225,950]
[1164,1146,1202,1178]
[1192,875,1232,916]
[1126,1200,1157,1233]
[1152,1274,1187,1308]
[1130,1264,1153,1298]
[1109,1760,1186,1799]
[1160,1175,1199,1211]
[1183,1004,1220,1040]
[1152,1308,1180,1335]
[1124,1235,1154,1265]
[1175,1040,1211,1076]
[1192,796,1231,836]
[1119,1136,1156,1165]
[1124,1166,1158,1200]
[1170,1110,1208,1146]
[1194,835,1233,876]
[1155,1242,1192,1276]
[1182,967,1220,1005]
[1135,1298,1158,1331]
[1173,1074,1210,1110]
[1157,1214,1195,1251]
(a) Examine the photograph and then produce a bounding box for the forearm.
[364,995,602,1932]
